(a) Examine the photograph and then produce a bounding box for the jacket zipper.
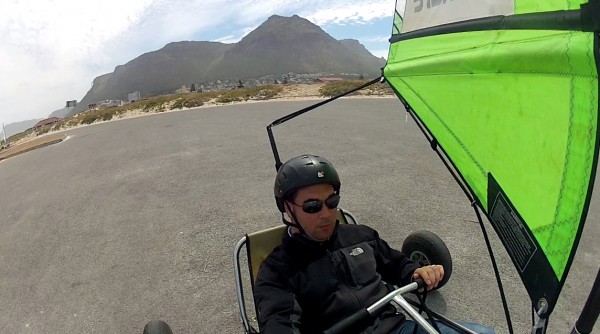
[328,250,364,310]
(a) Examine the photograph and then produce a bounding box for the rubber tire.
[401,230,452,289]
[143,320,173,334]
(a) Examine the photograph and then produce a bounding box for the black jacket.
[254,223,420,334]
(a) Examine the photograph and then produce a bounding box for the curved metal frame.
[234,237,255,334]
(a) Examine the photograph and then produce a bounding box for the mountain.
[75,42,232,113]
[72,15,385,115]
[207,15,384,79]
[49,107,73,119]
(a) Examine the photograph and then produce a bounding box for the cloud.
[300,0,392,25]
[214,26,257,44]
[369,49,389,59]
[359,35,390,43]
[0,0,156,66]
[0,0,158,123]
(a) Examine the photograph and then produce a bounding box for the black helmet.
[274,154,341,212]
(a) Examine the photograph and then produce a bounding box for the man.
[254,154,495,334]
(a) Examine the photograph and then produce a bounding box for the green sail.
[384,0,599,316]
[515,0,588,13]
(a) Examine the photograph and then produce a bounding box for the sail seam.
[396,78,486,179]
[547,31,575,278]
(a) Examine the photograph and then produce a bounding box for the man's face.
[285,183,337,242]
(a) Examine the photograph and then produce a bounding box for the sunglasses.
[290,194,340,214]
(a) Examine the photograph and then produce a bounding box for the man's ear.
[283,201,295,222]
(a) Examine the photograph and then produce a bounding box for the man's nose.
[319,206,335,218]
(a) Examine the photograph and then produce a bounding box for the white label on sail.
[400,0,514,33]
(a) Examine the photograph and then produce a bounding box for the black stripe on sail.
[487,175,560,316]
[390,8,593,43]
[581,0,600,32]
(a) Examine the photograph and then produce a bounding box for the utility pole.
[2,123,7,148]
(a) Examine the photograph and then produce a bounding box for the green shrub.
[142,97,169,113]
[252,85,283,100]
[101,111,114,121]
[215,85,282,103]
[66,118,81,127]
[365,82,394,95]
[80,113,99,125]
[216,92,243,103]
[318,80,366,97]
[170,92,216,110]
[317,80,395,97]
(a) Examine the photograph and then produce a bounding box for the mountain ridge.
[69,14,385,116]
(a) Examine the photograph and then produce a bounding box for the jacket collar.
[285,220,340,251]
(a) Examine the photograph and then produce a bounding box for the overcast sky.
[0,0,401,126]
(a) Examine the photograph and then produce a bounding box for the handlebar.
[322,309,371,334]
[323,279,426,334]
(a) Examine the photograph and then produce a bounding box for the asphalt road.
[1,98,598,334]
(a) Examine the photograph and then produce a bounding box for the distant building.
[128,91,141,103]
[98,100,122,109]
[316,77,344,83]
[88,103,98,110]
[33,117,62,130]
[176,85,190,94]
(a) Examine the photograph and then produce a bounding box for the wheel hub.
[410,251,431,266]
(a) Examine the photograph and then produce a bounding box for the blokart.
[146,0,600,333]
[233,209,455,334]
[232,0,600,332]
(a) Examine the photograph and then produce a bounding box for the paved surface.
[0,99,598,334]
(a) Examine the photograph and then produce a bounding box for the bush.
[318,80,366,97]
[37,127,50,135]
[74,108,121,125]
[317,80,395,97]
[215,85,282,103]
[170,92,217,110]
[216,92,243,103]
[80,113,100,125]
[253,85,283,100]
[142,96,170,113]
[365,82,394,96]
[102,111,114,121]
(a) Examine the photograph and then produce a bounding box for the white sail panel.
[400,0,514,33]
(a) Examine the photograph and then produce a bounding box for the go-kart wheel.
[402,230,452,289]
[143,320,173,334]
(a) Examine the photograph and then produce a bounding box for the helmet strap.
[283,202,307,235]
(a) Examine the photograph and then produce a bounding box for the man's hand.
[413,265,444,290]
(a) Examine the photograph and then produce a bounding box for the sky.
[0,0,401,126]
